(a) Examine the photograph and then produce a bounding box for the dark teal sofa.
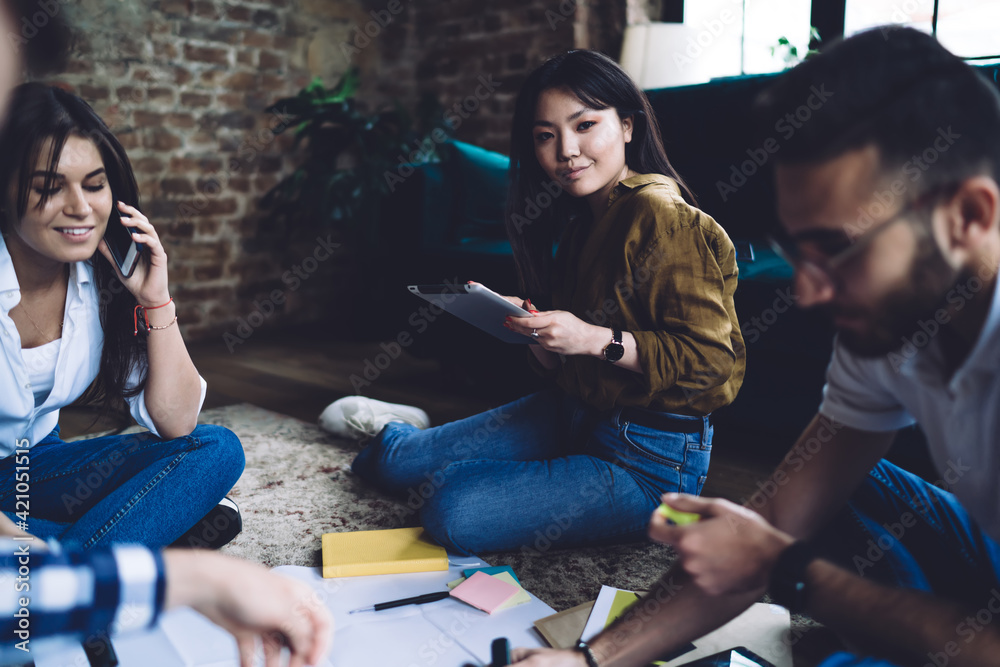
[373,65,1000,467]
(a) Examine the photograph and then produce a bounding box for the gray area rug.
[207,402,676,611]
[204,403,831,664]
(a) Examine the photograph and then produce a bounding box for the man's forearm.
[582,417,897,667]
[588,567,761,667]
[808,559,1000,665]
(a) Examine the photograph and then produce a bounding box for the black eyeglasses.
[768,184,957,288]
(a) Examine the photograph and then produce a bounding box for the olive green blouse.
[541,173,746,416]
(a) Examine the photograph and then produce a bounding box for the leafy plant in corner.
[770,27,822,69]
[259,68,447,247]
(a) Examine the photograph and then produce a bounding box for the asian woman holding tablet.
[327,50,745,556]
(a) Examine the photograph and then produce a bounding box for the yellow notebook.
[321,527,449,578]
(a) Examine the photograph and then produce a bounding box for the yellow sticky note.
[492,572,530,610]
[656,504,700,526]
[604,591,640,628]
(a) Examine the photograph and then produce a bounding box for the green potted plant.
[259,68,445,247]
[770,27,822,68]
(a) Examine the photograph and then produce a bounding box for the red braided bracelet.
[133,298,174,335]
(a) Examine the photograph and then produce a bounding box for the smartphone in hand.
[104,204,143,278]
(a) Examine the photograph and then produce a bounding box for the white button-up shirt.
[820,279,1000,542]
[0,235,206,458]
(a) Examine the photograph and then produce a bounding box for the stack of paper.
[447,565,520,589]
[450,570,531,613]
[464,565,521,583]
[492,572,531,611]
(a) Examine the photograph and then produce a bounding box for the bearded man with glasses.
[513,24,1000,667]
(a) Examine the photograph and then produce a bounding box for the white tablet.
[407,283,537,344]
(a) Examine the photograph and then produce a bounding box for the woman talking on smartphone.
[330,50,745,556]
[0,83,244,549]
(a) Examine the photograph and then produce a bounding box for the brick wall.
[387,0,627,154]
[35,0,626,343]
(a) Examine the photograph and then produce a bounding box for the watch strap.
[768,540,818,613]
[575,641,600,667]
[603,327,625,363]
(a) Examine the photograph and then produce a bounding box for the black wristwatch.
[603,327,624,363]
[768,540,818,613]
[575,641,600,667]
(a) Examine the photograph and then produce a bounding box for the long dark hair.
[505,50,696,302]
[0,83,145,427]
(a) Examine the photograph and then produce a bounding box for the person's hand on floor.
[511,647,587,665]
[649,493,794,596]
[163,550,333,667]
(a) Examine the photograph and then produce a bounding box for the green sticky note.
[656,503,700,526]
[446,576,467,590]
[463,565,520,585]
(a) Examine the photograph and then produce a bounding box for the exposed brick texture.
[33,1,623,342]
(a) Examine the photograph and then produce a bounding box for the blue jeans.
[815,460,1000,667]
[0,424,245,549]
[352,389,713,555]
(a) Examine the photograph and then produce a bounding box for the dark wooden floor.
[193,331,499,426]
[64,325,773,503]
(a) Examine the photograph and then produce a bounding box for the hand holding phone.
[104,203,143,278]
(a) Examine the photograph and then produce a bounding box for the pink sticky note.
[449,570,520,614]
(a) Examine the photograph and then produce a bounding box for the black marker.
[491,637,512,666]
[83,636,119,667]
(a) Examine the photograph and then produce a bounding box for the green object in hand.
[656,504,700,526]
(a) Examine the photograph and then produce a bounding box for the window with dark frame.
[632,0,997,89]
[844,0,1000,60]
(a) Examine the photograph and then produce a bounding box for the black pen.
[349,590,452,614]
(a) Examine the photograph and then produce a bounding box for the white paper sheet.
[580,584,626,642]
[661,603,793,667]
[276,563,555,666]
[103,557,555,667]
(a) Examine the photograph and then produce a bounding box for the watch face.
[605,342,625,362]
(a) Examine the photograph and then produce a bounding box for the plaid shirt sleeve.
[0,540,166,643]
